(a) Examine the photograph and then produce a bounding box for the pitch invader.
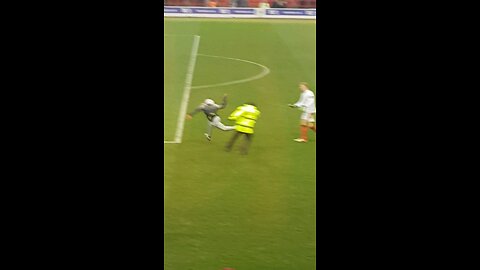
[186,94,235,141]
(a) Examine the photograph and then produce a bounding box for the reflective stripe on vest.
[230,104,260,134]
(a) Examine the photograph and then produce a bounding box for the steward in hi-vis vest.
[225,103,261,155]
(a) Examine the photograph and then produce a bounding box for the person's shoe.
[293,138,307,142]
[204,133,211,141]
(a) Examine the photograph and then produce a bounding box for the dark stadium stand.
[298,0,316,8]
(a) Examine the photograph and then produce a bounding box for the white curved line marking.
[191,54,270,89]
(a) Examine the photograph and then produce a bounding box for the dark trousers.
[225,131,253,154]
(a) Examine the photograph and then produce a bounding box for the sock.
[301,125,308,140]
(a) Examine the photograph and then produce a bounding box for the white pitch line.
[172,35,201,144]
[191,54,270,89]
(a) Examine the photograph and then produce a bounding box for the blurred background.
[164,0,317,8]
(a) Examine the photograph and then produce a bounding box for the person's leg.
[204,120,213,141]
[294,117,308,142]
[212,116,235,131]
[294,112,311,142]
[308,114,316,133]
[240,133,252,155]
[225,131,241,152]
[301,122,308,140]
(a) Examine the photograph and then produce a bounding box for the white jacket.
[294,90,316,113]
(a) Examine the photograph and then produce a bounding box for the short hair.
[299,82,309,88]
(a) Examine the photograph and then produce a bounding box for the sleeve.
[188,104,205,116]
[293,93,307,110]
[217,95,227,109]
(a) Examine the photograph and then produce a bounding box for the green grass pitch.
[164,18,316,270]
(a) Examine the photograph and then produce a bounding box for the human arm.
[186,105,205,119]
[217,94,228,109]
[288,93,306,109]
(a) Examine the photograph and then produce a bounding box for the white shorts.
[301,112,315,123]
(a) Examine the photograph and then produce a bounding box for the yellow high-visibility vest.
[228,104,260,134]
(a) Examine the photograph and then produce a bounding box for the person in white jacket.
[288,82,317,142]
